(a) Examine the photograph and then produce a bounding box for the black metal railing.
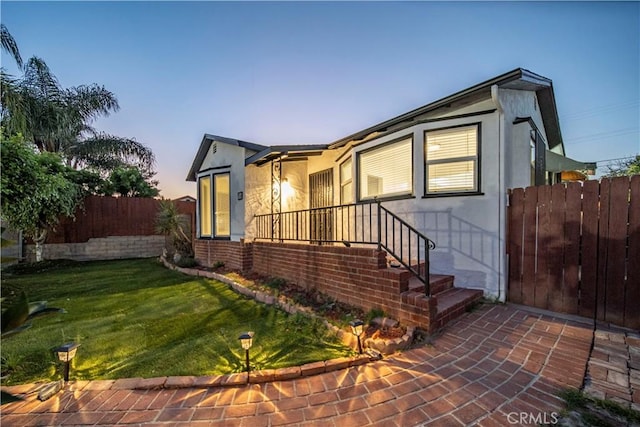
[253,200,436,295]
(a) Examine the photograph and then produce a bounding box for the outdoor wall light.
[54,342,80,382]
[238,332,254,377]
[349,320,364,354]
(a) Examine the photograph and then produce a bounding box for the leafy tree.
[604,155,640,177]
[0,135,82,261]
[102,166,159,198]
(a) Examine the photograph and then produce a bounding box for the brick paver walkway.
[1,304,597,426]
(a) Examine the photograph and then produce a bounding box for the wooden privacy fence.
[45,196,196,244]
[507,175,639,330]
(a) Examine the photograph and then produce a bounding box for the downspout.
[491,84,507,302]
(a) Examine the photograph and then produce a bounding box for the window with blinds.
[358,137,412,200]
[340,158,353,204]
[425,125,479,194]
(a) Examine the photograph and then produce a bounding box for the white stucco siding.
[359,110,504,298]
[497,89,548,190]
[197,141,247,241]
[244,160,309,240]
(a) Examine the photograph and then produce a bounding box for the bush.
[265,277,287,290]
[175,256,198,268]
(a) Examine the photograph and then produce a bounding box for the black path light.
[238,332,254,379]
[54,342,80,382]
[349,320,364,354]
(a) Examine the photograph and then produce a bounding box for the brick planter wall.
[193,239,438,331]
[194,239,253,271]
[251,242,437,331]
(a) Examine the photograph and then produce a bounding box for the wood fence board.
[604,177,630,325]
[521,186,538,306]
[548,183,566,312]
[596,179,612,321]
[626,175,640,329]
[579,180,600,319]
[562,182,581,314]
[534,185,551,309]
[508,188,525,304]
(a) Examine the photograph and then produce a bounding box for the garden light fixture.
[54,342,80,382]
[349,320,364,354]
[239,332,254,377]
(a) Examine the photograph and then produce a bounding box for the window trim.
[197,170,231,239]
[423,123,481,197]
[356,134,414,202]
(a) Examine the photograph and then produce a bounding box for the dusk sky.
[2,1,638,198]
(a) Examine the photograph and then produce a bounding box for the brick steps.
[407,274,483,331]
[433,288,484,330]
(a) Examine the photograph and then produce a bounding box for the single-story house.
[186,68,595,331]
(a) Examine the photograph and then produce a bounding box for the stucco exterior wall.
[197,141,251,241]
[497,89,548,190]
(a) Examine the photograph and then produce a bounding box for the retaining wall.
[25,235,165,262]
[194,239,436,330]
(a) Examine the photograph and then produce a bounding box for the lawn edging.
[160,256,416,356]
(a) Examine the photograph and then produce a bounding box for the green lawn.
[1,258,352,385]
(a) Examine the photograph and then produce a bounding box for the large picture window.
[358,137,412,200]
[198,172,230,238]
[425,125,479,194]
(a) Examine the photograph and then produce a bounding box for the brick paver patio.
[0,304,602,426]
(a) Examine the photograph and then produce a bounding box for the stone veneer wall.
[25,235,165,262]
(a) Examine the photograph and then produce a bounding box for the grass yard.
[1,258,352,385]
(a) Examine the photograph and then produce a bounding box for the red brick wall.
[194,239,253,271]
[194,240,437,330]
[251,242,436,330]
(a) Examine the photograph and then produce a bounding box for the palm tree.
[2,57,155,174]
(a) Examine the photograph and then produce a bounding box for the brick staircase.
[408,274,484,331]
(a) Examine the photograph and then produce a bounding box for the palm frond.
[0,24,23,69]
[65,133,156,173]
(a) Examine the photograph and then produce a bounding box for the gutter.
[491,84,507,302]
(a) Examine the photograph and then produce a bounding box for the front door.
[309,168,333,243]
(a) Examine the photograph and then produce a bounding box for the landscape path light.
[349,319,364,354]
[239,332,254,380]
[54,342,80,382]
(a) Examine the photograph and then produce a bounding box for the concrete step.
[408,274,455,295]
[434,288,484,330]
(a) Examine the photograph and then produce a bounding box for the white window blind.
[359,137,412,200]
[425,125,478,194]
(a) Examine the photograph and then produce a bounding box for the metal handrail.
[253,200,436,296]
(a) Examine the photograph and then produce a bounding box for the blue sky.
[2,1,638,198]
